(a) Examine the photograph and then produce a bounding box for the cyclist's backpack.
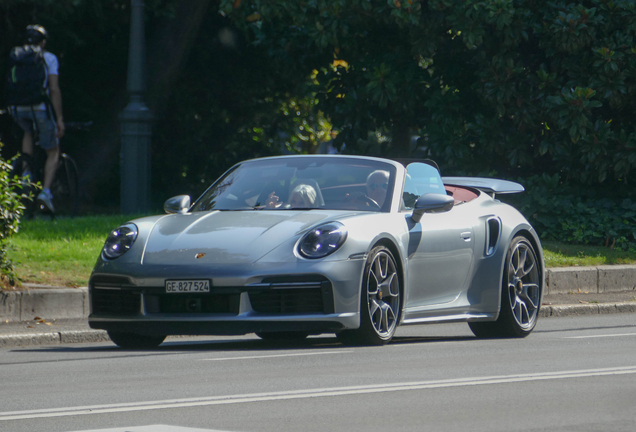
[5,45,48,107]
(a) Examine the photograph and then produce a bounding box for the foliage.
[503,174,636,252]
[2,0,635,251]
[150,6,338,200]
[219,0,636,189]
[0,142,27,287]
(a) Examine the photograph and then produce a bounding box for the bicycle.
[1,109,89,219]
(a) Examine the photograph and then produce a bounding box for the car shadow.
[12,333,479,356]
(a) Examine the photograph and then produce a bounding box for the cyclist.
[7,24,65,213]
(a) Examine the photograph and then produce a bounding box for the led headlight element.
[102,223,138,260]
[299,222,347,259]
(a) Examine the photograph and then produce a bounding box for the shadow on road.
[13,333,479,356]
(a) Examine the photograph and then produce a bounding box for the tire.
[469,236,542,338]
[107,331,166,349]
[256,332,309,341]
[50,153,80,217]
[339,245,401,346]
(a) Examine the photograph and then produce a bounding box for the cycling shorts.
[12,108,59,150]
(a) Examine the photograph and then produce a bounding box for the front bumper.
[88,259,365,336]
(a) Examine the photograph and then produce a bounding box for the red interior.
[444,186,479,204]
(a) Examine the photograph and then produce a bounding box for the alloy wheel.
[507,240,540,330]
[366,250,400,338]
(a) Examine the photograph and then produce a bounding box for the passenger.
[265,184,317,209]
[288,184,317,209]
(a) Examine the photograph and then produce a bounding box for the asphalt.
[1,264,635,349]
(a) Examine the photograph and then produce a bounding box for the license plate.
[165,280,210,293]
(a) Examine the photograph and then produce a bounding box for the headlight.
[299,222,347,259]
[102,223,138,260]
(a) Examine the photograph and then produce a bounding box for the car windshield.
[190,157,397,212]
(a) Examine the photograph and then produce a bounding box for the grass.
[7,215,133,288]
[542,241,636,268]
[5,216,636,288]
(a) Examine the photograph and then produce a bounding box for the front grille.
[249,288,325,313]
[90,274,334,316]
[145,294,240,314]
[91,289,141,316]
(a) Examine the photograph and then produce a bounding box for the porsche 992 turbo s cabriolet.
[89,155,544,348]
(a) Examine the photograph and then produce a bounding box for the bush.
[0,142,28,287]
[503,174,636,252]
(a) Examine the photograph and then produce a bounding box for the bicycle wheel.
[51,153,80,217]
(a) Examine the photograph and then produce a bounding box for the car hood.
[141,210,345,265]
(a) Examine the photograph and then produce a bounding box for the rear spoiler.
[442,177,524,197]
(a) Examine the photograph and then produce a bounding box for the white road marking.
[199,350,353,361]
[564,333,636,339]
[74,425,228,432]
[2,366,636,422]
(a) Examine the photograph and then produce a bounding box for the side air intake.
[486,217,501,257]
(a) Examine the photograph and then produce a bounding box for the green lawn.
[8,215,133,287]
[6,216,636,288]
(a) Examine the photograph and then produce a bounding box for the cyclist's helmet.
[25,25,48,44]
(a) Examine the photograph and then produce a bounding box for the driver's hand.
[344,191,365,202]
[265,191,280,209]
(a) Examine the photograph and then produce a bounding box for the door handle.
[460,231,472,241]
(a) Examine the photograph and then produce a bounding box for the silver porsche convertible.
[89,155,545,348]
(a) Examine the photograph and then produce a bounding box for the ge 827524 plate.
[165,280,210,293]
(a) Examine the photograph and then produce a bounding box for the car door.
[402,163,475,309]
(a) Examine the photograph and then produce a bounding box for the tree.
[219,0,636,189]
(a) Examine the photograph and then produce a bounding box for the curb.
[0,330,110,349]
[0,302,634,349]
[1,286,89,322]
[539,302,636,317]
[546,265,636,294]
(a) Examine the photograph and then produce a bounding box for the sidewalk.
[1,265,635,348]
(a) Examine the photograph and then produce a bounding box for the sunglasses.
[368,182,388,191]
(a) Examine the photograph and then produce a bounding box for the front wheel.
[107,331,166,349]
[469,236,542,338]
[338,246,401,346]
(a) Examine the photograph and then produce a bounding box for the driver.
[366,170,390,208]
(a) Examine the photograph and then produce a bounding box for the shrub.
[0,142,28,287]
[503,174,636,252]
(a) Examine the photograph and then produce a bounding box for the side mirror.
[411,193,454,223]
[164,195,191,214]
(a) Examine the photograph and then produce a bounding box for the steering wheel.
[362,196,381,210]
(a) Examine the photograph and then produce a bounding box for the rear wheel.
[50,153,80,217]
[469,236,542,338]
[107,331,166,349]
[338,246,401,345]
